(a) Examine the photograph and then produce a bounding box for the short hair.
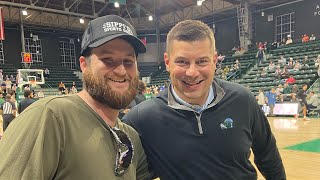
[24,90,33,98]
[311,91,314,94]
[166,20,215,55]
[5,94,11,100]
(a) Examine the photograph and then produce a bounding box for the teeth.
[110,79,126,83]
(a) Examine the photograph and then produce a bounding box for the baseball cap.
[81,15,146,55]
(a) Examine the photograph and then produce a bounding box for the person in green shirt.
[0,15,152,180]
[144,87,154,100]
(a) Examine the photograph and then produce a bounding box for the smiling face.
[80,38,139,109]
[164,38,216,105]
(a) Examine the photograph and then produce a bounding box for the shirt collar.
[171,85,214,113]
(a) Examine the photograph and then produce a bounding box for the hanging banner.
[0,7,5,40]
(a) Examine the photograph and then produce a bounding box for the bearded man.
[0,15,152,180]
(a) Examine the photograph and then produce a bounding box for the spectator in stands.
[280,38,286,46]
[293,61,301,71]
[37,90,45,98]
[287,58,295,69]
[265,88,277,116]
[223,65,230,75]
[302,34,309,43]
[283,83,291,94]
[18,90,36,114]
[268,61,275,71]
[281,66,290,78]
[286,75,296,85]
[24,85,30,91]
[58,81,65,94]
[292,84,299,95]
[144,87,153,100]
[286,36,293,45]
[278,55,286,65]
[0,15,152,179]
[217,54,225,63]
[260,67,267,77]
[1,82,6,94]
[302,56,309,67]
[256,48,265,65]
[309,34,316,41]
[11,84,17,94]
[297,84,308,120]
[0,94,16,132]
[275,84,283,101]
[123,19,286,179]
[275,65,282,80]
[233,59,241,71]
[5,78,12,94]
[271,40,279,50]
[9,75,15,83]
[44,68,50,78]
[306,91,318,112]
[257,88,265,109]
[315,55,320,69]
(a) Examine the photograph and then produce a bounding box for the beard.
[83,67,139,110]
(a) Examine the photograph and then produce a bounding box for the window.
[24,38,43,65]
[275,12,295,41]
[60,40,76,70]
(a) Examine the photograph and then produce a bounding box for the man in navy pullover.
[124,20,286,180]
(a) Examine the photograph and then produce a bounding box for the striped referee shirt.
[0,100,16,115]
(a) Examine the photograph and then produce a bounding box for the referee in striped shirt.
[0,94,17,132]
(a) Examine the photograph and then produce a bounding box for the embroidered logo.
[220,118,233,130]
[102,21,133,35]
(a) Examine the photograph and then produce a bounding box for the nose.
[185,63,199,77]
[113,63,127,76]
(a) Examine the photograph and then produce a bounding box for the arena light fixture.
[22,9,28,16]
[148,15,153,21]
[197,0,205,6]
[79,18,84,24]
[114,2,120,8]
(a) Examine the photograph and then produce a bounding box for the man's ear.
[79,56,88,72]
[164,53,170,72]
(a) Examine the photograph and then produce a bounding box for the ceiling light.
[79,18,84,24]
[114,2,120,8]
[22,10,28,16]
[148,15,153,21]
[197,0,203,6]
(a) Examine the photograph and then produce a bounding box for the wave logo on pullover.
[220,118,233,130]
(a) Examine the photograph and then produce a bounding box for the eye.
[175,59,189,65]
[123,59,135,68]
[197,59,209,66]
[101,58,116,66]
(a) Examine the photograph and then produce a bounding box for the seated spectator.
[302,56,309,67]
[315,55,320,67]
[280,38,286,46]
[309,34,316,41]
[275,84,283,98]
[286,75,296,84]
[260,67,267,77]
[286,36,293,45]
[58,82,65,94]
[275,66,282,80]
[287,58,295,69]
[223,65,230,75]
[271,40,279,50]
[44,68,50,78]
[278,56,286,65]
[37,90,45,98]
[281,66,290,78]
[217,54,225,62]
[233,59,241,71]
[282,83,292,94]
[291,84,299,95]
[302,34,309,43]
[268,61,275,71]
[306,91,318,111]
[293,61,301,71]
